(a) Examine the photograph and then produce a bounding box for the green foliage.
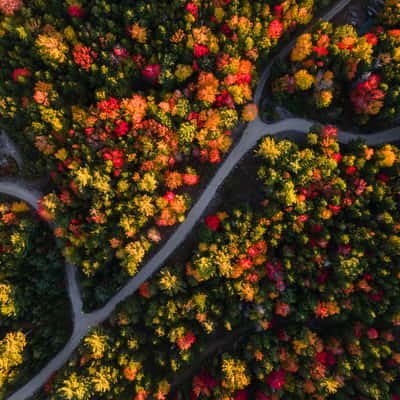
[0,198,71,395]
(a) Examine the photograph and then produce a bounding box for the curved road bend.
[0,181,83,322]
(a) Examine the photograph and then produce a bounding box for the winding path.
[4,0,400,398]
